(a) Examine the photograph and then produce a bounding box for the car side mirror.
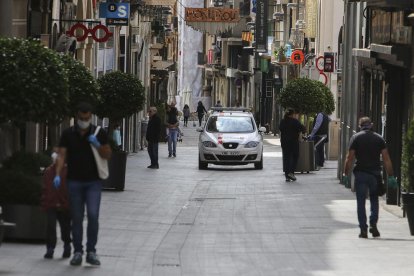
[196,127,203,132]
[258,127,267,133]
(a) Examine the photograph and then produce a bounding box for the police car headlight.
[245,141,259,148]
[202,141,217,148]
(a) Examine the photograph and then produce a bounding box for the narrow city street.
[0,122,413,276]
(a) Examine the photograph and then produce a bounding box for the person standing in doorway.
[146,106,161,168]
[196,101,208,127]
[54,102,111,266]
[279,109,306,182]
[309,112,330,168]
[166,102,179,157]
[343,116,397,238]
[182,104,190,127]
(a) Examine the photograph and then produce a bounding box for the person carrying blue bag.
[343,117,397,239]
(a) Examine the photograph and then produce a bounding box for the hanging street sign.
[291,50,304,64]
[99,2,129,26]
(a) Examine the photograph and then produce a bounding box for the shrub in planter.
[279,78,334,131]
[59,54,100,117]
[97,71,145,132]
[0,151,50,240]
[401,119,414,235]
[0,151,51,205]
[97,71,146,190]
[0,37,69,125]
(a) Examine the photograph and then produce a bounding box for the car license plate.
[222,151,239,155]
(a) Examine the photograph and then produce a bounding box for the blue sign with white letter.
[99,2,129,25]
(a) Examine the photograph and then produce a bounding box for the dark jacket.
[279,117,306,145]
[41,163,69,211]
[196,104,207,116]
[146,114,161,143]
[166,107,178,125]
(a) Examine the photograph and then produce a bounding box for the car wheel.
[199,155,208,170]
[254,154,263,170]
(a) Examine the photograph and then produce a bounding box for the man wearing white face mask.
[54,102,111,266]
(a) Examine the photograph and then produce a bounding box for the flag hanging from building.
[242,31,252,42]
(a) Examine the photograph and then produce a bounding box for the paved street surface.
[1,121,414,276]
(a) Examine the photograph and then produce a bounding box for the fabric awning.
[144,0,176,6]
[151,60,174,70]
[186,21,239,35]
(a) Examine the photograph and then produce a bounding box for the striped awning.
[144,0,176,6]
[186,21,240,35]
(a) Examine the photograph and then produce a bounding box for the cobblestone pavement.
[1,122,413,276]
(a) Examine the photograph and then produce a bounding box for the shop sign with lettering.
[185,8,240,22]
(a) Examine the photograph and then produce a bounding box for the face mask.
[51,152,58,163]
[77,119,91,129]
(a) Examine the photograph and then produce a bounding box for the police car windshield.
[206,116,255,133]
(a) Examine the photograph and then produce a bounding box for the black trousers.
[198,114,203,126]
[46,209,71,249]
[183,116,189,126]
[281,141,299,175]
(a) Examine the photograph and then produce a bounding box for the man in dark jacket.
[146,106,161,169]
[309,112,330,168]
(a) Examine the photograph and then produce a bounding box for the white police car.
[197,107,266,170]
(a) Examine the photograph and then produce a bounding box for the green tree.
[97,71,146,124]
[402,120,414,192]
[0,37,69,124]
[279,78,335,131]
[59,54,100,116]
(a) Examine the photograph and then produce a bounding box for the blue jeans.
[147,141,159,166]
[168,128,178,155]
[67,180,102,254]
[354,171,379,231]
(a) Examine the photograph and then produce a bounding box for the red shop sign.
[66,23,113,43]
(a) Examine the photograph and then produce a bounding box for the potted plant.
[401,119,414,235]
[275,46,287,62]
[0,151,52,241]
[0,37,69,126]
[279,78,334,130]
[97,71,146,191]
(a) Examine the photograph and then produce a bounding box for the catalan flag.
[242,31,252,42]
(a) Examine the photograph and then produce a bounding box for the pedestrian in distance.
[279,109,306,182]
[54,102,112,266]
[196,101,208,127]
[309,112,331,168]
[166,102,179,157]
[343,116,398,238]
[146,106,161,168]
[215,100,222,107]
[41,148,71,259]
[113,124,122,150]
[182,104,190,127]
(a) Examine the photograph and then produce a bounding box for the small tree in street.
[0,37,69,125]
[97,71,146,130]
[278,78,335,131]
[59,54,100,117]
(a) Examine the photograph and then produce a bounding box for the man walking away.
[54,102,112,266]
[146,106,161,169]
[343,117,397,238]
[309,112,330,168]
